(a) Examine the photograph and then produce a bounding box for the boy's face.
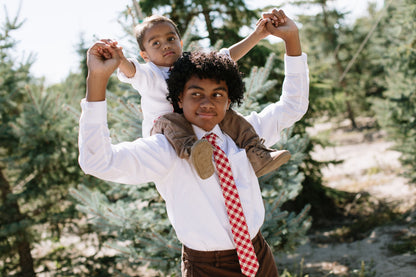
[140,22,182,67]
[179,76,231,132]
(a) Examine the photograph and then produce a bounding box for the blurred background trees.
[373,0,416,183]
[0,14,85,276]
[1,0,415,276]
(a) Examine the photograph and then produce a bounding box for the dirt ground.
[276,118,416,276]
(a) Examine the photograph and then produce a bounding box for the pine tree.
[291,0,389,129]
[277,0,394,225]
[373,0,416,183]
[0,11,37,276]
[0,12,92,276]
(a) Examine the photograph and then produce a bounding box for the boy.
[79,9,308,276]
[99,13,291,179]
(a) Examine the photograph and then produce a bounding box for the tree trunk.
[201,4,217,46]
[0,169,36,277]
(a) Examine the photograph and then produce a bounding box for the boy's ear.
[140,51,149,62]
[178,95,183,109]
[181,40,183,48]
[226,99,231,110]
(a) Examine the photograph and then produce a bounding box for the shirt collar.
[149,62,171,79]
[192,124,225,146]
[158,65,171,74]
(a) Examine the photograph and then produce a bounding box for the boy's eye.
[168,36,176,41]
[152,41,160,46]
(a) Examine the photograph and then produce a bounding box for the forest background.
[1,0,415,276]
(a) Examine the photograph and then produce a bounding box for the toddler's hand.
[262,9,298,41]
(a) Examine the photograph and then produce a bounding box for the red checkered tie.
[205,133,259,277]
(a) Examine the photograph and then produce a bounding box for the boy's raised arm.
[86,42,121,102]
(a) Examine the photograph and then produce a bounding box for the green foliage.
[136,0,258,46]
[0,11,97,276]
[388,234,416,255]
[237,54,312,251]
[292,0,389,128]
[373,0,416,183]
[259,128,312,252]
[71,183,181,276]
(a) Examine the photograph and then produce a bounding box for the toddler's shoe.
[191,139,215,179]
[248,143,291,177]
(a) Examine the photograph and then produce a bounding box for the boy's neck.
[192,124,222,140]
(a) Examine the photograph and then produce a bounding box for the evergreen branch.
[25,85,40,114]
[62,104,81,120]
[269,190,285,215]
[339,0,393,82]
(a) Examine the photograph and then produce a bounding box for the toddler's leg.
[219,109,291,177]
[151,113,215,179]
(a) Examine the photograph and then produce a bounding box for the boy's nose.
[162,42,171,50]
[200,97,214,108]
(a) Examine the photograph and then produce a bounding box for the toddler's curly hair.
[167,51,245,113]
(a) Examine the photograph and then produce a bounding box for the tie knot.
[204,132,218,146]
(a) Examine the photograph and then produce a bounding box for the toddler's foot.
[248,145,291,177]
[191,139,215,179]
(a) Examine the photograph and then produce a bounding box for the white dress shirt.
[79,53,309,251]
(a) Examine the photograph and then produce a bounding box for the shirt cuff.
[219,48,231,58]
[284,53,308,74]
[80,98,107,124]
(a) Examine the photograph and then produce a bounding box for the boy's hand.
[100,39,127,61]
[262,9,298,41]
[262,9,302,56]
[86,41,121,102]
[87,41,121,79]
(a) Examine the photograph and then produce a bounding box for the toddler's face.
[140,22,182,67]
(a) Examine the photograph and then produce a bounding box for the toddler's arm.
[227,18,271,61]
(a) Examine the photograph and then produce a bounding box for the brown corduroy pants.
[181,232,279,277]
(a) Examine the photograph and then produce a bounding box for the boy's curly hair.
[134,15,181,51]
[167,51,245,113]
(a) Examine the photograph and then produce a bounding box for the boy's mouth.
[163,51,175,57]
[197,112,216,118]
